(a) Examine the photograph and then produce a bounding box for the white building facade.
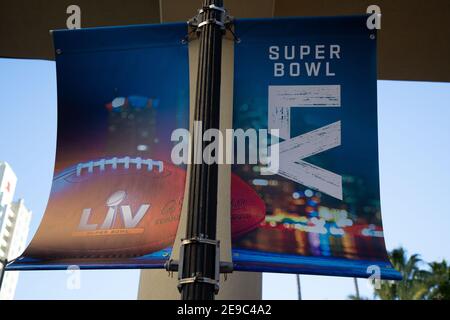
[0,161,32,300]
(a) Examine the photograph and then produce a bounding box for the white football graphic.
[106,190,127,207]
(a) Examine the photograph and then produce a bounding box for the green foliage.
[426,260,450,300]
[373,247,450,300]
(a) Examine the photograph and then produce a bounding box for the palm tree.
[375,248,429,300]
[425,260,450,300]
[347,294,369,300]
[347,278,370,300]
[353,278,360,299]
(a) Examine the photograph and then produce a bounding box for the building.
[0,161,32,300]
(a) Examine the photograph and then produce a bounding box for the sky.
[0,58,449,300]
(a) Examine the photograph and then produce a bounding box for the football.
[230,174,266,240]
[27,157,265,259]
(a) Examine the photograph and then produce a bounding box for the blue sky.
[0,58,449,300]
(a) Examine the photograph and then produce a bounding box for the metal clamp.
[198,19,225,29]
[181,236,219,246]
[169,236,222,294]
[199,4,226,15]
[179,276,218,286]
[182,5,238,44]
[188,4,228,31]
[165,259,233,273]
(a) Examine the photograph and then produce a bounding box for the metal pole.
[296,274,302,300]
[180,0,224,300]
[353,278,360,299]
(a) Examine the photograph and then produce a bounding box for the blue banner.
[231,16,401,280]
[8,23,190,270]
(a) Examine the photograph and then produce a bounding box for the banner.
[9,23,191,269]
[230,16,401,279]
[9,16,400,280]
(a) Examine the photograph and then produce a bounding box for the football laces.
[76,157,164,176]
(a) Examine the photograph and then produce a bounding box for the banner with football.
[9,16,400,279]
[9,23,191,269]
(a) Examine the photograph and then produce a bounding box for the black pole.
[353,278,360,299]
[0,259,7,292]
[180,0,224,300]
[296,274,302,300]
